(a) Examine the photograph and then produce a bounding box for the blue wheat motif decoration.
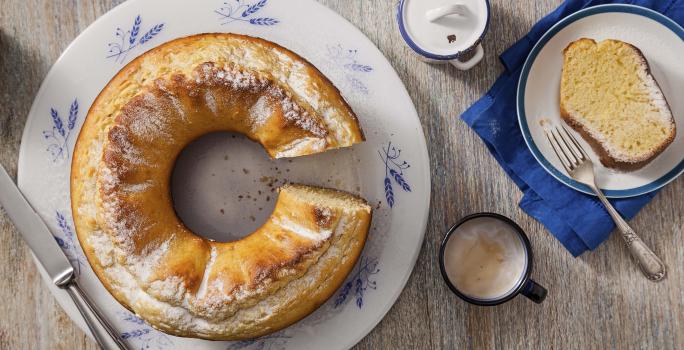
[226,333,292,350]
[119,312,173,350]
[52,211,85,276]
[334,256,380,309]
[379,141,411,208]
[107,15,165,63]
[326,44,373,95]
[384,177,394,208]
[216,0,279,26]
[43,99,78,163]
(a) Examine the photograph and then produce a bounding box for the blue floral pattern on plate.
[42,99,78,163]
[119,312,174,350]
[52,211,85,276]
[107,15,165,63]
[226,333,292,350]
[216,0,279,26]
[326,45,373,95]
[334,256,380,309]
[379,142,411,208]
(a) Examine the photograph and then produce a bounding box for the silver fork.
[545,125,666,281]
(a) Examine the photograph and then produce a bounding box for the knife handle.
[65,282,128,350]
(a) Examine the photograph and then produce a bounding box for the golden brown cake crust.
[70,33,370,340]
[560,38,676,171]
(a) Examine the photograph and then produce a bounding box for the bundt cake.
[70,33,372,340]
[560,38,676,170]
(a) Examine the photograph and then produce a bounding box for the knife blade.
[0,164,74,286]
[0,164,127,349]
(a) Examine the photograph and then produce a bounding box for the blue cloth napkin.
[461,0,684,256]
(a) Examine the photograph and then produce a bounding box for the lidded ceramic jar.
[397,0,490,70]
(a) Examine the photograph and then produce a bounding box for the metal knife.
[0,164,128,350]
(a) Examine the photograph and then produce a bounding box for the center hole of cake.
[171,132,281,242]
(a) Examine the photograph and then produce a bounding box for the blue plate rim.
[517,3,684,198]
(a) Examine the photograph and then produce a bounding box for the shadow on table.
[0,29,47,171]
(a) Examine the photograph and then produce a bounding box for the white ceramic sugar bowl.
[397,0,490,70]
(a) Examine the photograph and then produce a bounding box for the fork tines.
[544,125,589,173]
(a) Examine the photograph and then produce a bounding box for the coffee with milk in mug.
[442,217,527,300]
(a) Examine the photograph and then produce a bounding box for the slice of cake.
[560,38,676,170]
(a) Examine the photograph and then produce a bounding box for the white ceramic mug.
[397,0,490,70]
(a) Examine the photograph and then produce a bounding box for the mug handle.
[449,44,484,70]
[520,279,547,304]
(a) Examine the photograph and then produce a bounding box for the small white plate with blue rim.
[518,4,684,198]
[17,0,431,349]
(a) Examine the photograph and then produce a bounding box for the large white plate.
[17,0,431,349]
[518,4,684,198]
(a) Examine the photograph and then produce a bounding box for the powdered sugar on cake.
[248,95,273,128]
[197,62,327,138]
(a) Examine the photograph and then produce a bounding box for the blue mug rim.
[396,0,491,60]
[438,213,534,306]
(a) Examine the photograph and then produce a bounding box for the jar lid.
[397,0,490,60]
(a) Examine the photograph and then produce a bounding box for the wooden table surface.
[1,0,683,349]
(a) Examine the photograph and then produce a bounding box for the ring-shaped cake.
[71,33,372,340]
